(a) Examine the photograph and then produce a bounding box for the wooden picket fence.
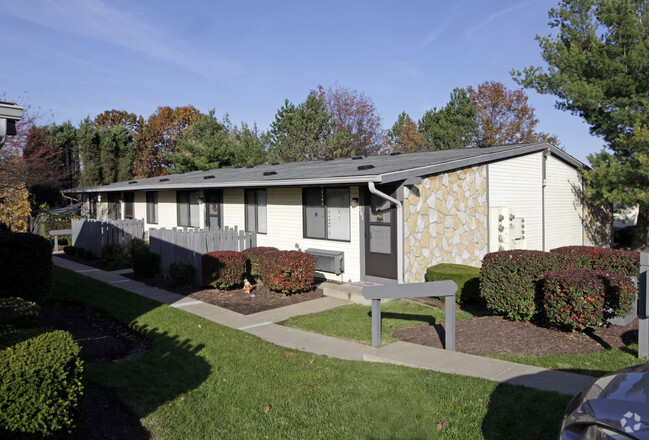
[149,226,257,283]
[71,219,145,257]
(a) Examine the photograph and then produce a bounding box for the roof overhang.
[0,102,24,148]
[62,142,587,195]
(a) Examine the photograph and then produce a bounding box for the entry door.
[365,191,398,279]
[204,190,221,231]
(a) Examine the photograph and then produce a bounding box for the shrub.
[543,269,636,330]
[81,249,94,260]
[132,251,161,279]
[0,297,41,331]
[480,250,571,321]
[129,238,149,258]
[202,251,246,289]
[550,246,639,277]
[101,242,128,269]
[63,245,77,256]
[169,262,195,287]
[243,247,279,283]
[426,263,481,304]
[0,328,48,351]
[261,250,316,294]
[0,232,53,303]
[0,330,84,439]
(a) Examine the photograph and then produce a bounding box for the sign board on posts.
[362,280,458,349]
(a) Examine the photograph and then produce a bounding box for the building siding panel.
[545,156,584,249]
[488,153,544,250]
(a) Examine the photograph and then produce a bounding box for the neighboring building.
[63,143,605,284]
[0,101,23,148]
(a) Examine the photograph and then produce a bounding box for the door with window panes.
[364,188,398,280]
[204,190,221,231]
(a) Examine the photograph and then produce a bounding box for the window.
[303,187,350,241]
[123,192,134,219]
[177,190,199,228]
[146,192,158,224]
[107,193,121,220]
[245,189,267,234]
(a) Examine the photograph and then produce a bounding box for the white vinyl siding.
[544,156,584,249]
[135,192,147,223]
[488,153,544,251]
[222,189,245,230]
[255,187,361,282]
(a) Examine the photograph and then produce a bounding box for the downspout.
[368,182,404,284]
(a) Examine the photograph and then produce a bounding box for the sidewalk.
[53,256,595,396]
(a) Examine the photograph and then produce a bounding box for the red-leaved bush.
[550,246,639,277]
[480,250,572,321]
[260,250,316,294]
[242,247,278,283]
[543,269,636,330]
[202,251,246,289]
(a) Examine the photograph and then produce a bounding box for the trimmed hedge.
[202,251,246,289]
[132,251,161,279]
[543,269,636,330]
[0,330,84,439]
[260,250,316,294]
[480,250,571,321]
[550,246,639,277]
[101,243,129,269]
[243,247,279,283]
[426,263,480,304]
[169,262,195,287]
[0,232,53,303]
[0,298,41,331]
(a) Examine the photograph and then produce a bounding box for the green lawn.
[491,347,649,377]
[285,300,649,378]
[51,267,571,439]
[284,299,476,345]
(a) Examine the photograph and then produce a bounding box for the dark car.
[560,363,649,439]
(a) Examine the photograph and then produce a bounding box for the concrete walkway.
[53,256,596,396]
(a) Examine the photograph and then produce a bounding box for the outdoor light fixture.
[97,194,102,203]
[351,198,359,208]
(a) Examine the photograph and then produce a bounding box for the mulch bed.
[41,302,151,440]
[187,284,324,315]
[393,308,639,356]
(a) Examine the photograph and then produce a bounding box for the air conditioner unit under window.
[305,249,344,275]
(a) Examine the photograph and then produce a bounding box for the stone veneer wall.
[403,165,488,283]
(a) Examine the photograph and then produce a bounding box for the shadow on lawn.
[95,324,210,418]
[51,267,212,437]
[481,371,581,440]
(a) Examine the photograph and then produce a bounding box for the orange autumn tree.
[134,105,203,178]
[388,111,425,153]
[467,81,558,147]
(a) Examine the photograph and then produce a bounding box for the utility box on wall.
[489,207,526,251]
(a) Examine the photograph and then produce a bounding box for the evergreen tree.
[268,95,348,162]
[418,88,478,150]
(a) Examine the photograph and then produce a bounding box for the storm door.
[364,191,398,279]
[204,190,222,231]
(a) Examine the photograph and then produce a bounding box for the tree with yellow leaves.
[0,183,31,232]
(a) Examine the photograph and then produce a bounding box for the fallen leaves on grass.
[436,420,448,431]
[262,405,271,414]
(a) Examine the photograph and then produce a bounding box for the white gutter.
[368,182,404,284]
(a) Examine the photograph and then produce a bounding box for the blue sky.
[1,0,606,164]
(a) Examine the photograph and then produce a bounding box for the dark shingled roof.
[63,142,585,194]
